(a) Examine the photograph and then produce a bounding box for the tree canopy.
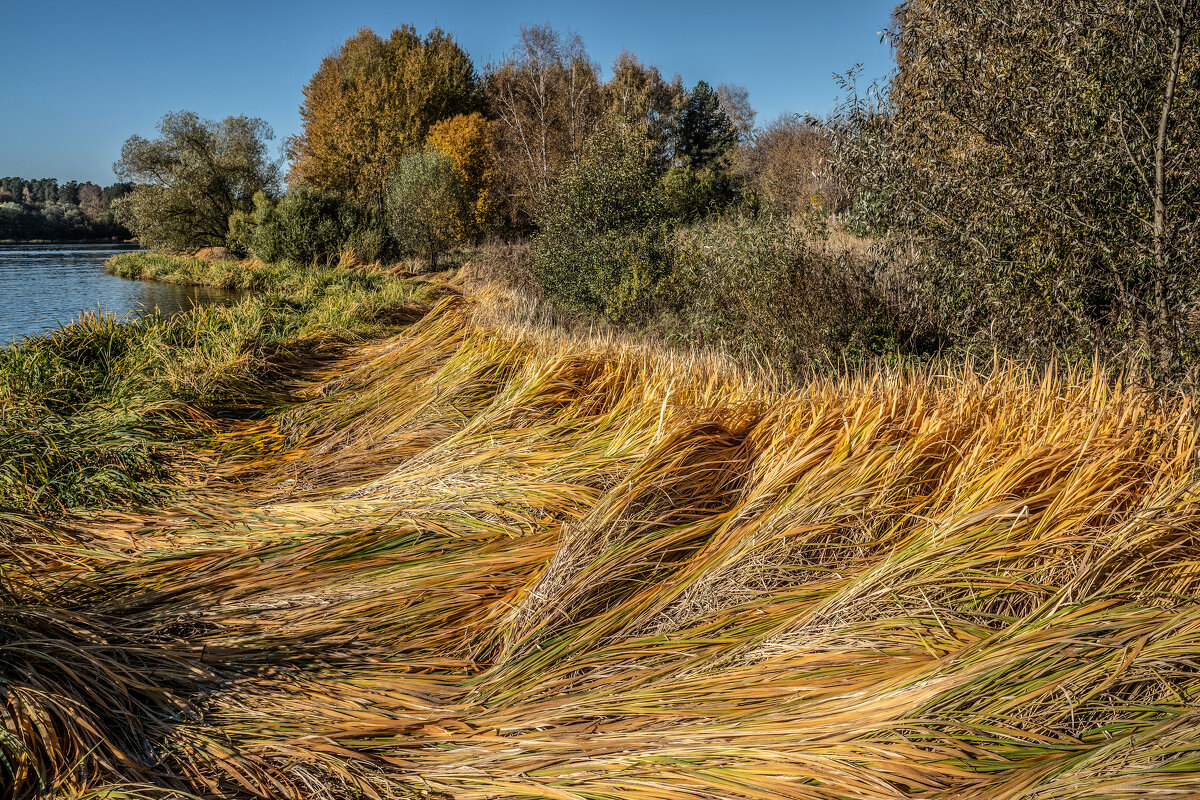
[288,25,481,215]
[113,111,280,252]
[672,81,738,169]
[486,24,603,227]
[426,112,497,232]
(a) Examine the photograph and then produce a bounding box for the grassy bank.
[6,287,1200,797]
[0,252,435,515]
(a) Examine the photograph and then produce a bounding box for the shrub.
[659,166,733,223]
[533,127,672,321]
[665,215,916,370]
[250,187,362,265]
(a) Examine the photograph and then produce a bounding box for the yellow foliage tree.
[426,112,496,231]
[287,26,480,216]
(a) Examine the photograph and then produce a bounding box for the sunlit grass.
[5,284,1200,798]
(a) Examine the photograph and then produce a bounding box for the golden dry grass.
[6,287,1200,799]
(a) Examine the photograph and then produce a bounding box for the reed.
[0,253,435,514]
[5,285,1200,798]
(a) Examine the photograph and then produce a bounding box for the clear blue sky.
[2,0,897,186]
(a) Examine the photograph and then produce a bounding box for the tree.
[736,115,842,214]
[716,83,756,142]
[843,0,1200,363]
[386,151,470,270]
[426,112,497,233]
[672,81,738,169]
[601,51,683,166]
[486,24,603,228]
[113,111,280,252]
[287,26,480,216]
[77,183,108,220]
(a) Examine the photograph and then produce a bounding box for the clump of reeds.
[8,289,1200,798]
[0,253,437,516]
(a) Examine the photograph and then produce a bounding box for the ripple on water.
[0,244,239,344]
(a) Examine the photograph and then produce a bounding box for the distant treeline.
[0,177,133,241]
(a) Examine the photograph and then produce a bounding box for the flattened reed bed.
[6,290,1200,799]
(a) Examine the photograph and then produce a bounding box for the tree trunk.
[1151,0,1190,372]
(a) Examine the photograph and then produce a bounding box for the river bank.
[5,257,1200,797]
[0,251,437,514]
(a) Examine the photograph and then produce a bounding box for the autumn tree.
[113,111,280,252]
[288,26,481,215]
[426,112,497,234]
[736,115,843,214]
[387,151,470,270]
[486,24,603,228]
[601,51,683,166]
[76,183,108,220]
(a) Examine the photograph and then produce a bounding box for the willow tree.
[287,25,481,215]
[844,0,1199,362]
[113,111,280,252]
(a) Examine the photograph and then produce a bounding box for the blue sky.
[2,0,897,185]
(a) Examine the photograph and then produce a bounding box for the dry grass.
[6,286,1200,798]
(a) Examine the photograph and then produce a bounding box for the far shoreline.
[0,238,138,245]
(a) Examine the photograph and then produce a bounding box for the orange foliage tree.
[426,112,496,233]
[287,26,480,216]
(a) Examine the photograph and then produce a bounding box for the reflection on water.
[0,243,240,344]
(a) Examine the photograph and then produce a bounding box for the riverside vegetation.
[6,0,1200,795]
[5,258,1200,797]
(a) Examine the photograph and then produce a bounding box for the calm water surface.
[0,243,239,343]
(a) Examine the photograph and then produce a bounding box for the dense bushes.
[245,188,366,264]
[667,217,906,368]
[834,0,1200,369]
[525,116,922,370]
[532,128,673,321]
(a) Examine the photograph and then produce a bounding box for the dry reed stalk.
[7,291,1200,799]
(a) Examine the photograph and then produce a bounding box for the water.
[0,243,240,343]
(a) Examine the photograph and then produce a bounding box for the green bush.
[659,166,734,223]
[250,187,363,265]
[665,215,914,370]
[533,127,672,321]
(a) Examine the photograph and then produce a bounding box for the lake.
[0,243,239,343]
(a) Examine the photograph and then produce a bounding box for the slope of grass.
[0,253,435,515]
[6,286,1200,798]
